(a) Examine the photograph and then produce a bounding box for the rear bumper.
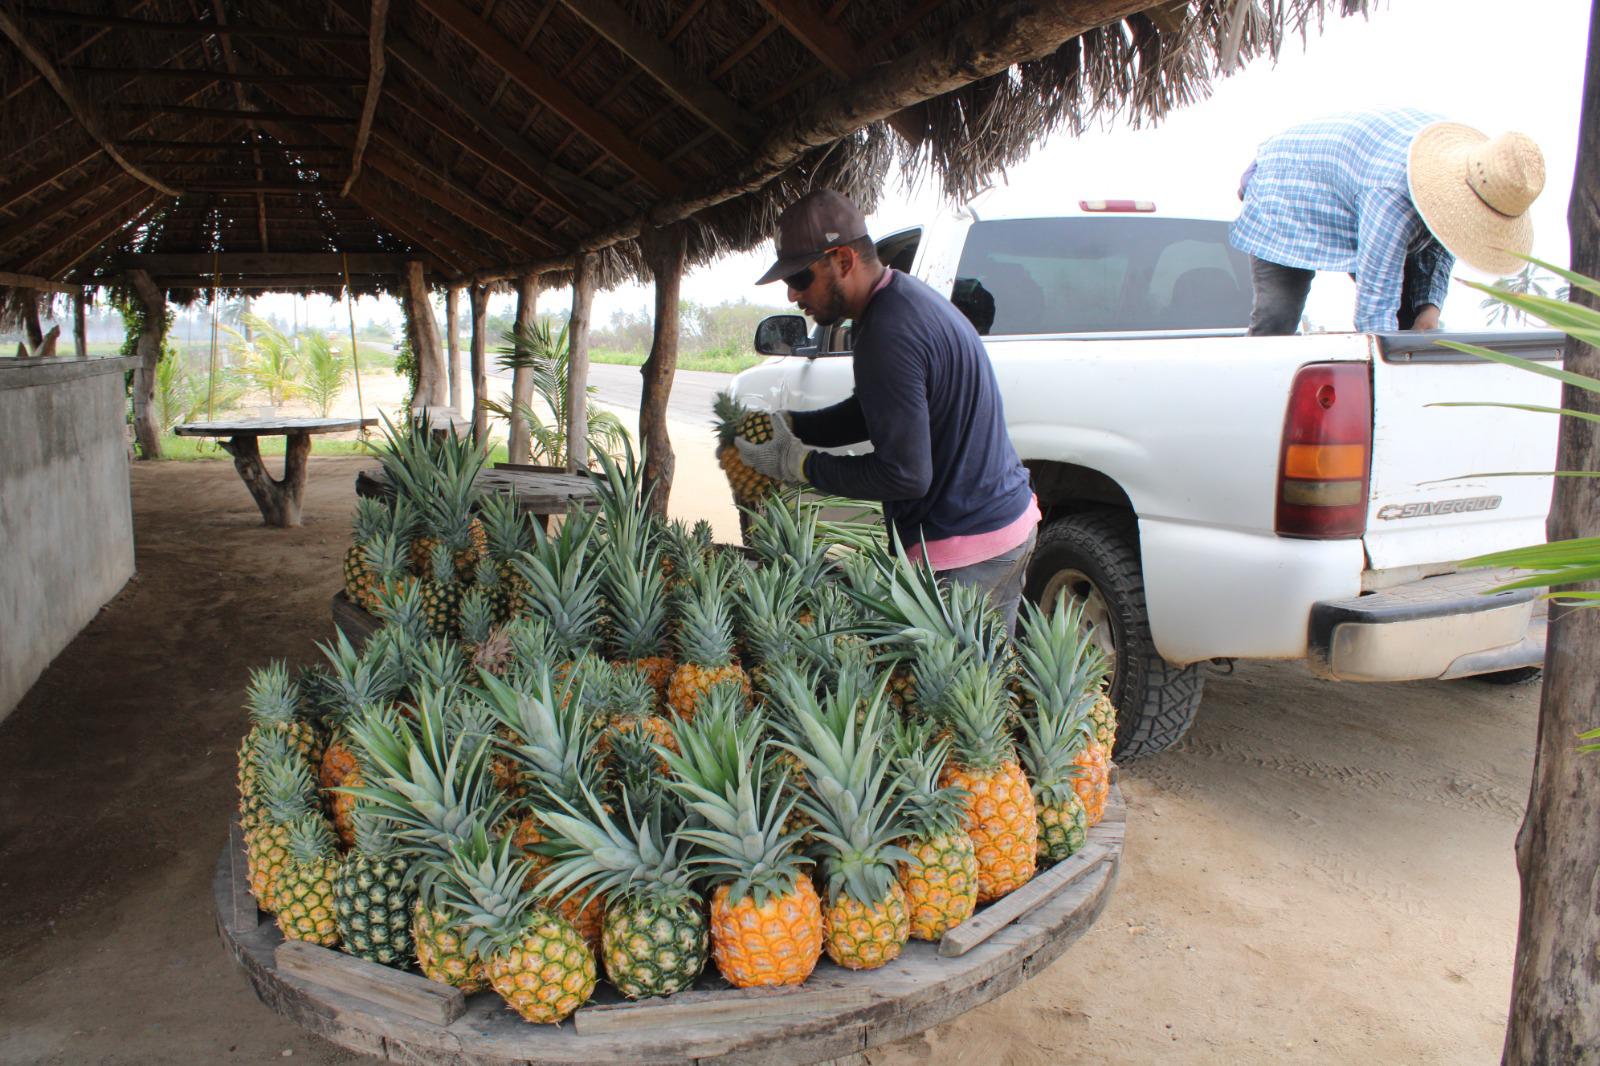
[1307,569,1543,682]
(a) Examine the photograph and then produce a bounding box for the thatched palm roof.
[0,0,1366,306]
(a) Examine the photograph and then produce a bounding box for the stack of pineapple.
[238,425,1116,1026]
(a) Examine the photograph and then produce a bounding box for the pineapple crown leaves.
[511,517,605,655]
[591,437,655,532]
[738,563,807,665]
[603,727,676,814]
[669,744,813,908]
[284,812,339,865]
[363,530,411,586]
[502,617,559,674]
[659,692,769,808]
[458,584,498,645]
[844,538,1009,666]
[710,390,753,446]
[1014,600,1111,719]
[478,490,532,561]
[672,552,741,667]
[349,804,407,860]
[350,495,392,542]
[317,629,406,718]
[245,661,301,727]
[338,695,510,870]
[601,549,671,660]
[427,541,459,584]
[936,659,1020,772]
[372,580,431,646]
[535,783,699,913]
[769,678,915,907]
[257,749,318,825]
[410,636,467,696]
[747,498,831,585]
[1017,697,1094,808]
[431,823,544,959]
[597,663,658,723]
[888,719,971,839]
[475,668,599,809]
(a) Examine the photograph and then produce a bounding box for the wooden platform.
[215,789,1124,1066]
[356,464,598,523]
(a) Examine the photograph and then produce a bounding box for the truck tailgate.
[1364,331,1563,571]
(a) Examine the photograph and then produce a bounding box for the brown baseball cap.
[755,189,870,285]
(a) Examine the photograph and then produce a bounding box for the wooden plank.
[0,10,181,197]
[226,819,259,931]
[331,590,380,648]
[412,0,682,195]
[274,940,466,1026]
[113,252,417,274]
[939,841,1113,957]
[175,417,374,436]
[574,981,877,1036]
[341,0,390,196]
[19,9,365,42]
[0,270,78,294]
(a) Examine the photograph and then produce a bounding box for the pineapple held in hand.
[712,391,781,508]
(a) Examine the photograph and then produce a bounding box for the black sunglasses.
[783,248,842,290]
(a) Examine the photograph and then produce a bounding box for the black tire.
[1024,509,1205,759]
[1470,666,1543,685]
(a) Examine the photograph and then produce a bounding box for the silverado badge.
[1376,496,1503,521]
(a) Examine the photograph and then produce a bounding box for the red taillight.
[1276,363,1372,539]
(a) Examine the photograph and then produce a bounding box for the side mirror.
[754,314,810,357]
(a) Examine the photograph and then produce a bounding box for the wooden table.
[356,462,599,530]
[175,417,376,527]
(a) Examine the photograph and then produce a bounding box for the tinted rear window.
[952,217,1253,335]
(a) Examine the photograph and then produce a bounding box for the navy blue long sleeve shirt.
[790,269,1033,549]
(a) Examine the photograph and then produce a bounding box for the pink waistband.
[907,495,1041,571]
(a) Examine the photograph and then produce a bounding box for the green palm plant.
[1480,264,1572,327]
[300,332,350,417]
[231,313,302,408]
[486,319,631,466]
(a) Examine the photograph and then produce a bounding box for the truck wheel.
[1024,510,1205,759]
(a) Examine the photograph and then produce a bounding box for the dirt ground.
[0,451,1537,1065]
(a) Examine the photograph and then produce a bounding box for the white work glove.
[735,411,813,483]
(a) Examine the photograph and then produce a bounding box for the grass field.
[589,347,763,374]
[156,434,513,463]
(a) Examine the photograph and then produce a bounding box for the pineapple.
[601,544,676,706]
[340,697,510,992]
[595,663,676,770]
[459,580,514,677]
[1015,601,1113,828]
[666,553,751,719]
[334,806,417,968]
[434,826,596,1024]
[935,661,1039,902]
[316,631,403,847]
[512,511,605,658]
[391,428,487,578]
[478,490,533,620]
[665,711,821,989]
[890,720,979,940]
[343,496,392,611]
[236,662,324,829]
[738,562,809,686]
[747,497,834,589]
[712,391,781,508]
[274,813,342,947]
[538,785,706,999]
[770,675,913,970]
[420,541,464,639]
[366,531,418,607]
[1088,689,1118,750]
[246,749,321,914]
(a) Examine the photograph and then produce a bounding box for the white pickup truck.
[730,201,1561,758]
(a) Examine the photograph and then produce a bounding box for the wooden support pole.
[638,223,686,517]
[508,273,538,465]
[342,0,390,196]
[445,284,461,412]
[468,283,489,446]
[565,254,595,473]
[401,260,447,409]
[74,290,88,358]
[21,300,44,352]
[127,269,166,459]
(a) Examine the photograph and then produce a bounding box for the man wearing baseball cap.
[736,188,1040,633]
[1232,108,1545,334]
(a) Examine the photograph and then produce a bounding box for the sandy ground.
[0,441,1537,1065]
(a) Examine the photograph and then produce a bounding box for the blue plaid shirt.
[1230,109,1454,332]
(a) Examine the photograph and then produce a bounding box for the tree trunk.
[638,223,686,517]
[565,254,596,473]
[446,284,462,412]
[73,289,87,358]
[468,283,489,447]
[21,298,43,353]
[1503,5,1600,1060]
[128,268,165,460]
[508,273,538,464]
[35,324,59,358]
[401,259,447,408]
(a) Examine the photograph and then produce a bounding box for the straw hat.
[1408,122,1546,277]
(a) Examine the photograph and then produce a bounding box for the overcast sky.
[260,0,1592,335]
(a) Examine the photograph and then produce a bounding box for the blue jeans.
[937,527,1038,638]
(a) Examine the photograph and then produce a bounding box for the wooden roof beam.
[18,10,364,43]
[0,166,117,251]
[117,105,357,126]
[0,271,79,294]
[558,0,758,150]
[0,10,181,197]
[71,67,365,88]
[112,252,426,274]
[342,0,390,196]
[410,0,683,195]
[477,0,1155,283]
[344,184,477,275]
[209,0,272,254]
[120,139,349,155]
[21,188,164,277]
[2,0,156,104]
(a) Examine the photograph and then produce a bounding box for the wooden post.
[508,272,538,464]
[638,223,686,516]
[127,268,165,459]
[21,298,43,353]
[468,282,489,446]
[401,259,447,409]
[1503,3,1600,1058]
[565,253,595,473]
[73,288,87,358]
[445,283,461,413]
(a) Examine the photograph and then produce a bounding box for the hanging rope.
[341,252,367,433]
[206,248,220,421]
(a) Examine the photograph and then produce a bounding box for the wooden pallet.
[215,787,1125,1065]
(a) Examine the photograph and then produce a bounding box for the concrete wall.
[1,357,139,722]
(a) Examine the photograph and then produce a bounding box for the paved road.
[490,362,732,423]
